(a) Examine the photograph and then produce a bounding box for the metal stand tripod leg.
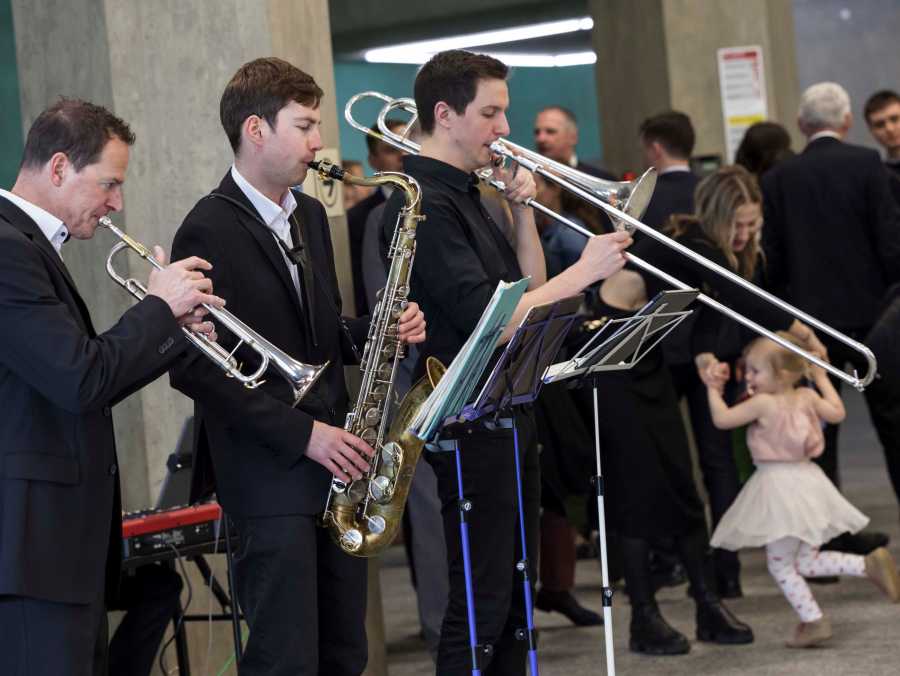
[511,418,540,675]
[592,382,616,676]
[222,515,244,663]
[455,440,488,676]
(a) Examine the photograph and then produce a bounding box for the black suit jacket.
[0,196,186,605]
[347,188,386,317]
[762,137,900,330]
[170,172,368,517]
[575,160,616,182]
[641,170,699,230]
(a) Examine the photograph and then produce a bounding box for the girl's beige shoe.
[785,616,832,648]
[864,547,900,602]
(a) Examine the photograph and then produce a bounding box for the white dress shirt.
[0,188,69,259]
[230,166,304,304]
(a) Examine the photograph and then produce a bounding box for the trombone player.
[169,58,425,675]
[379,49,631,675]
[0,98,223,676]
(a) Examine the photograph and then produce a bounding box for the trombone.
[346,91,877,391]
[99,216,328,404]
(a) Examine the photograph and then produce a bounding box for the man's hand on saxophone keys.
[397,302,426,344]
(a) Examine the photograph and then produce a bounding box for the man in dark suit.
[0,98,222,676]
[864,89,900,205]
[534,105,615,180]
[170,58,425,676]
[639,111,700,230]
[346,120,404,316]
[762,81,900,551]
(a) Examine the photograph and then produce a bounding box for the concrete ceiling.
[328,0,591,60]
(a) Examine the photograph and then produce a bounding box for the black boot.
[629,602,690,655]
[676,527,754,645]
[695,599,754,644]
[622,536,690,655]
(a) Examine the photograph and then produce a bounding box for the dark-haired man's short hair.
[414,50,508,135]
[366,119,404,155]
[220,57,324,153]
[864,89,900,125]
[20,98,135,171]
[639,111,695,159]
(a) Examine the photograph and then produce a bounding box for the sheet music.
[410,277,530,441]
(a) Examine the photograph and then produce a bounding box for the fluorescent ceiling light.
[364,16,595,66]
[364,49,597,68]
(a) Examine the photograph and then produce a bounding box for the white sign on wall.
[301,147,344,218]
[717,46,768,163]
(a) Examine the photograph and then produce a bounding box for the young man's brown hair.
[220,57,324,153]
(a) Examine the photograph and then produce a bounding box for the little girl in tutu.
[700,332,900,648]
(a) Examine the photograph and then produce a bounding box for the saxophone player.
[169,57,425,675]
[379,50,632,675]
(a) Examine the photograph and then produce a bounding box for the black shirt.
[380,155,523,380]
[630,221,793,360]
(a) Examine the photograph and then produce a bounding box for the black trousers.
[428,415,540,676]
[671,363,742,583]
[818,330,900,505]
[108,563,184,676]
[0,594,107,676]
[230,513,368,676]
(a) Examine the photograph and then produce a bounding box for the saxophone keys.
[331,478,348,493]
[381,441,402,467]
[377,363,393,381]
[366,515,386,535]
[346,480,368,504]
[369,475,393,503]
[360,427,377,446]
[340,528,364,552]
[364,407,381,427]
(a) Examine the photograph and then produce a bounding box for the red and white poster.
[717,46,768,163]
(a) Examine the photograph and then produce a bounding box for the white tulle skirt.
[711,460,870,551]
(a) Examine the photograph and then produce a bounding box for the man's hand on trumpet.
[147,245,225,339]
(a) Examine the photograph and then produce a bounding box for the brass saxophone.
[309,159,445,557]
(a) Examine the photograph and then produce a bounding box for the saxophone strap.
[206,191,362,362]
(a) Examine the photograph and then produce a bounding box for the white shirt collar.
[230,165,297,234]
[568,154,579,168]
[0,188,68,258]
[808,130,843,143]
[659,164,691,175]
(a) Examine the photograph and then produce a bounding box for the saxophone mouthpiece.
[308,159,345,181]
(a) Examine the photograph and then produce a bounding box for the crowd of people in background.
[341,79,900,655]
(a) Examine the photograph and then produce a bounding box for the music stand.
[429,295,582,676]
[542,288,698,676]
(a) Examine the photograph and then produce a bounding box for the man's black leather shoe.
[696,600,754,645]
[822,531,889,555]
[535,589,603,627]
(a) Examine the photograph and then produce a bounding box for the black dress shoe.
[696,600,754,645]
[807,576,839,585]
[535,589,603,627]
[629,602,690,655]
[822,531,889,555]
[717,577,744,599]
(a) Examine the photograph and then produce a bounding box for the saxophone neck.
[309,159,421,212]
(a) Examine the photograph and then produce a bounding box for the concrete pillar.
[11,1,374,673]
[590,0,802,174]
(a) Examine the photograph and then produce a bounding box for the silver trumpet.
[346,91,877,391]
[99,216,328,404]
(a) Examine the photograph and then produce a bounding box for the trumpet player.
[0,98,223,676]
[379,49,632,676]
[169,58,425,676]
